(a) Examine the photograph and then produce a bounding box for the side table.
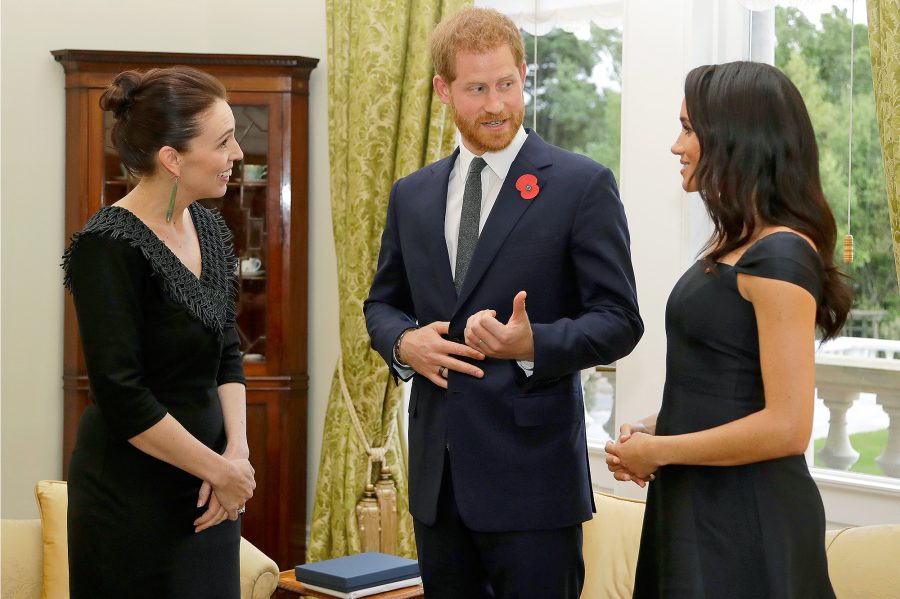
[276,570,425,598]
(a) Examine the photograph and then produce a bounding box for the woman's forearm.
[653,407,809,468]
[129,414,230,485]
[218,382,248,457]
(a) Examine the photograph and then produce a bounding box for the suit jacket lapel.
[416,149,459,308]
[453,132,553,314]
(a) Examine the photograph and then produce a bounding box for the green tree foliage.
[521,25,622,178]
[776,6,897,338]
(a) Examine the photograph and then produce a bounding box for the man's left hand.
[464,291,534,361]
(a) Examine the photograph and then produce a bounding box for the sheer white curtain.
[478,0,623,33]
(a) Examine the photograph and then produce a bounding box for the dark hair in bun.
[99,66,227,176]
[100,71,141,119]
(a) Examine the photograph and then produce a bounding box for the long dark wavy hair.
[685,61,852,340]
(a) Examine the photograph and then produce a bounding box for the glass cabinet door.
[204,104,270,364]
[101,105,271,364]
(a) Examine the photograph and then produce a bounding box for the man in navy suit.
[364,7,642,598]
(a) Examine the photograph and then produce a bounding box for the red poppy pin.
[515,173,540,200]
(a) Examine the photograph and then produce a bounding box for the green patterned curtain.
[867,0,900,289]
[308,0,471,562]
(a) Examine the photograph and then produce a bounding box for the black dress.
[633,232,836,599]
[63,204,245,599]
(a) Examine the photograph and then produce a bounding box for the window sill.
[811,468,900,527]
[811,468,900,495]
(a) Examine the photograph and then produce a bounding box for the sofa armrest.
[239,536,279,599]
[1,519,43,599]
[825,524,900,599]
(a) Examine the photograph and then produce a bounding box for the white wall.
[0,0,339,522]
[595,0,748,499]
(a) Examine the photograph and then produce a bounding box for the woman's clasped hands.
[605,421,658,488]
[194,445,256,533]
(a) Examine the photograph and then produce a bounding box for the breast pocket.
[513,392,583,427]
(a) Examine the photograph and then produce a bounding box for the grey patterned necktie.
[455,157,487,293]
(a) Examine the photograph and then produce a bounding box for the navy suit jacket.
[364,131,642,532]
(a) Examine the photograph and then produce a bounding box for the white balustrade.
[875,393,900,477]
[815,339,900,478]
[582,367,615,441]
[819,336,900,360]
[815,383,860,470]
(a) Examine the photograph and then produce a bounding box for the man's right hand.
[399,321,486,389]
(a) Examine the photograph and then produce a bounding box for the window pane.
[583,366,616,442]
[480,1,625,443]
[772,1,899,479]
[522,23,622,181]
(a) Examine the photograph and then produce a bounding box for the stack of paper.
[295,552,421,598]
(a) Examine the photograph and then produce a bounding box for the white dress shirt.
[445,126,529,277]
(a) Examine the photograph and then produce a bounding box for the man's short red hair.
[430,7,526,83]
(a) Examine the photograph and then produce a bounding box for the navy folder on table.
[295,552,420,592]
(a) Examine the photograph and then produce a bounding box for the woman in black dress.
[63,67,255,598]
[605,61,853,598]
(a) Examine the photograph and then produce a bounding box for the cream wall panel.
[0,0,338,524]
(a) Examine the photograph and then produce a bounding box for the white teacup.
[241,257,262,274]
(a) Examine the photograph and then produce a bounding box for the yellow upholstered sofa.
[583,491,900,599]
[0,481,279,599]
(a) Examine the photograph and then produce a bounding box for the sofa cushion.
[582,492,646,599]
[34,480,68,599]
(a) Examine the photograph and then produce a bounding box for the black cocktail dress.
[63,204,245,598]
[633,232,836,599]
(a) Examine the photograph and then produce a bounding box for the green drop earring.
[166,177,178,223]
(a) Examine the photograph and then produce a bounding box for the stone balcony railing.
[815,337,900,478]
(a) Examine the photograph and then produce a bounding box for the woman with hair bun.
[62,66,254,598]
[605,61,851,598]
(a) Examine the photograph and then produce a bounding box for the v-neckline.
[107,204,206,283]
[63,203,238,337]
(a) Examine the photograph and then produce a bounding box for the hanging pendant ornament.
[843,0,856,263]
[843,234,854,263]
[166,177,178,223]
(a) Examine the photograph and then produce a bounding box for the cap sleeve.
[733,232,824,302]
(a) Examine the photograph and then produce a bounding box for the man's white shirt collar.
[457,126,528,180]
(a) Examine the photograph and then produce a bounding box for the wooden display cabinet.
[54,49,318,569]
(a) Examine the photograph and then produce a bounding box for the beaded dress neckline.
[62,203,238,337]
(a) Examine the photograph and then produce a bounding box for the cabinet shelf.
[230,179,268,187]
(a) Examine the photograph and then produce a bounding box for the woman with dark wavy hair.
[606,61,851,598]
